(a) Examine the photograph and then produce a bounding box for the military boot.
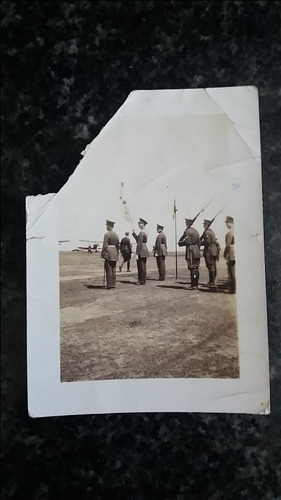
[195,270,199,289]
[187,272,197,290]
[208,271,215,286]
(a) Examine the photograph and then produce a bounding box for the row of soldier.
[101,216,236,293]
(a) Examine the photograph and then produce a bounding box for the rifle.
[200,216,217,243]
[200,200,230,241]
[178,197,215,244]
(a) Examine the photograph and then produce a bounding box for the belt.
[108,245,116,247]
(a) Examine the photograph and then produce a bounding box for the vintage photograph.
[60,213,238,382]
[58,88,243,383]
[26,86,270,416]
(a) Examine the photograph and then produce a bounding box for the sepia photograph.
[26,86,269,416]
[59,205,239,382]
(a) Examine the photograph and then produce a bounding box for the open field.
[60,252,239,382]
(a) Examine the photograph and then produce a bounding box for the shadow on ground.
[84,285,106,290]
[199,282,232,294]
[118,280,139,285]
[157,285,188,291]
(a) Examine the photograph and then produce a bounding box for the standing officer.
[132,218,149,285]
[224,216,236,294]
[178,218,201,290]
[101,220,119,289]
[119,232,132,272]
[201,219,219,286]
[153,224,167,281]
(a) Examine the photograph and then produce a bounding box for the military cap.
[157,224,164,230]
[225,216,234,224]
[185,218,193,225]
[125,232,129,235]
[203,219,212,224]
[138,218,148,225]
[106,220,115,228]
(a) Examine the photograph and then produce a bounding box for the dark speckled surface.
[1,1,281,499]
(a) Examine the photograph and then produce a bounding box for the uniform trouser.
[120,255,131,271]
[227,260,236,293]
[137,257,147,284]
[204,255,217,282]
[187,258,200,286]
[156,256,166,280]
[104,260,117,288]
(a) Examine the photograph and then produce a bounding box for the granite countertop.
[2,1,281,499]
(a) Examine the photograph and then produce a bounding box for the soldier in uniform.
[101,220,119,289]
[153,224,167,281]
[119,232,132,272]
[132,218,149,285]
[224,216,236,294]
[201,219,219,286]
[87,245,93,255]
[178,218,201,290]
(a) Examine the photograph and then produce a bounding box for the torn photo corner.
[26,86,270,417]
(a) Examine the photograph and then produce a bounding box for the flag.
[173,199,177,219]
[120,181,134,226]
[123,201,134,225]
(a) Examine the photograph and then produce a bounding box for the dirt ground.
[60,252,239,382]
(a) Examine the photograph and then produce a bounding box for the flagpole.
[174,200,178,280]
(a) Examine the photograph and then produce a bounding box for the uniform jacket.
[224,228,235,261]
[201,228,218,257]
[132,230,149,258]
[178,227,201,261]
[101,230,119,261]
[154,232,167,257]
[120,236,132,257]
